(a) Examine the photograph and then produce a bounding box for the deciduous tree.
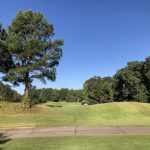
[83,76,113,104]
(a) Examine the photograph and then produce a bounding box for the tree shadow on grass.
[47,104,63,108]
[0,133,11,150]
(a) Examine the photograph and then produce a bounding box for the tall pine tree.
[0,10,63,108]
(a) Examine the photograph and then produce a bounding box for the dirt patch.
[0,103,42,114]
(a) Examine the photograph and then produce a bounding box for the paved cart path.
[1,127,150,138]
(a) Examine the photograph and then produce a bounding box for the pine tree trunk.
[23,82,31,108]
[24,82,29,100]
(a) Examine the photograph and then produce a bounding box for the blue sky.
[0,0,150,94]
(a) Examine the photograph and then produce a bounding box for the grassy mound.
[0,102,150,128]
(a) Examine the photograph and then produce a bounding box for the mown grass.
[0,101,150,128]
[1,135,150,150]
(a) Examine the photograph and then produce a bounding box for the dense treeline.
[1,57,150,104]
[114,61,148,102]
[29,56,150,105]
[30,87,82,104]
[0,83,82,103]
[83,57,150,104]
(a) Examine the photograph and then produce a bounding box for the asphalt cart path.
[1,126,150,138]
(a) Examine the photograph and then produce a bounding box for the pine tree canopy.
[2,10,63,86]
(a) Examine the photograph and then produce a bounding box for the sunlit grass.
[1,135,150,150]
[0,101,150,128]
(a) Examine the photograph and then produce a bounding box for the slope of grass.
[0,101,150,128]
[1,135,150,150]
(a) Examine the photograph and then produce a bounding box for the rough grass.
[0,101,150,128]
[1,135,150,150]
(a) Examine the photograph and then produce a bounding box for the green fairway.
[0,102,150,128]
[1,135,150,150]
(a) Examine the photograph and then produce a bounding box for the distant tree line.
[1,56,150,105]
[0,83,82,103]
[30,87,82,104]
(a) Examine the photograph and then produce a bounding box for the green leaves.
[1,10,63,86]
[83,58,150,104]
[114,61,149,102]
[0,24,14,73]
[83,76,114,104]
[0,82,21,102]
[0,10,63,107]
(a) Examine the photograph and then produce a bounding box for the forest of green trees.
[83,57,150,104]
